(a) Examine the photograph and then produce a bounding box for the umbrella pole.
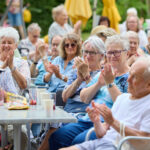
[0,0,13,26]
[20,0,27,38]
[92,0,97,28]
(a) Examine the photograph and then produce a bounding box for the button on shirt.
[43,56,74,92]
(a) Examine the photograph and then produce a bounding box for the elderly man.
[61,55,150,150]
[30,35,62,86]
[0,27,30,95]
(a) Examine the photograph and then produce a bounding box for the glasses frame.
[64,43,76,49]
[105,50,127,57]
[82,50,99,56]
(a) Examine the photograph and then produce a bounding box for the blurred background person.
[18,23,43,61]
[48,4,81,47]
[30,35,62,86]
[98,16,110,28]
[6,0,25,39]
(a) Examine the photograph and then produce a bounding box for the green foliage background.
[0,0,148,36]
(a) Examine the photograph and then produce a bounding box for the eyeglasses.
[105,50,127,57]
[33,35,39,38]
[64,43,76,48]
[82,50,99,56]
[52,43,59,47]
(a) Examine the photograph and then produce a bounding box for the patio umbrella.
[65,0,92,28]
[102,0,121,32]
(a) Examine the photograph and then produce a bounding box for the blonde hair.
[52,4,65,21]
[59,33,82,59]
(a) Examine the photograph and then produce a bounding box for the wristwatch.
[106,83,115,88]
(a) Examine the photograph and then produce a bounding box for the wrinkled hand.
[97,72,105,87]
[73,57,84,68]
[78,63,90,83]
[86,101,100,123]
[101,63,115,84]
[46,63,61,78]
[45,62,53,74]
[37,42,47,58]
[98,104,114,125]
[7,50,14,69]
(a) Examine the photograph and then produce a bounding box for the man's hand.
[86,101,100,123]
[98,104,115,125]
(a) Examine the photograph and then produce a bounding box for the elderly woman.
[30,35,62,86]
[44,33,81,92]
[0,27,30,95]
[125,31,144,66]
[18,23,43,60]
[49,35,130,150]
[62,35,105,113]
[123,15,148,47]
[48,4,81,47]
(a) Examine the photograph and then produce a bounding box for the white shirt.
[103,93,150,143]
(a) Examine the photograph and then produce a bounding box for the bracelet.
[106,83,115,88]
[11,66,16,72]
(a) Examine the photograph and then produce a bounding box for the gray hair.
[52,4,65,21]
[0,27,19,43]
[27,23,41,33]
[105,34,130,51]
[82,35,106,54]
[127,7,137,16]
[125,31,139,43]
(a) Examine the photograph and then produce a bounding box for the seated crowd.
[0,4,150,150]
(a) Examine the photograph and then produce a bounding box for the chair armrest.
[85,127,95,141]
[117,136,150,150]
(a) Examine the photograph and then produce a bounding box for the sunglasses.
[33,35,39,38]
[64,43,76,48]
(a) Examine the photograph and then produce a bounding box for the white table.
[0,105,77,150]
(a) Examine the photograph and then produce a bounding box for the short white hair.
[127,7,137,16]
[27,23,41,33]
[0,27,19,43]
[82,35,106,54]
[105,35,130,51]
[125,31,139,43]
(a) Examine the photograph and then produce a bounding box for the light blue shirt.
[34,56,53,85]
[43,56,74,92]
[80,72,129,122]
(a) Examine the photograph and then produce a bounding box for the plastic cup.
[43,99,54,116]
